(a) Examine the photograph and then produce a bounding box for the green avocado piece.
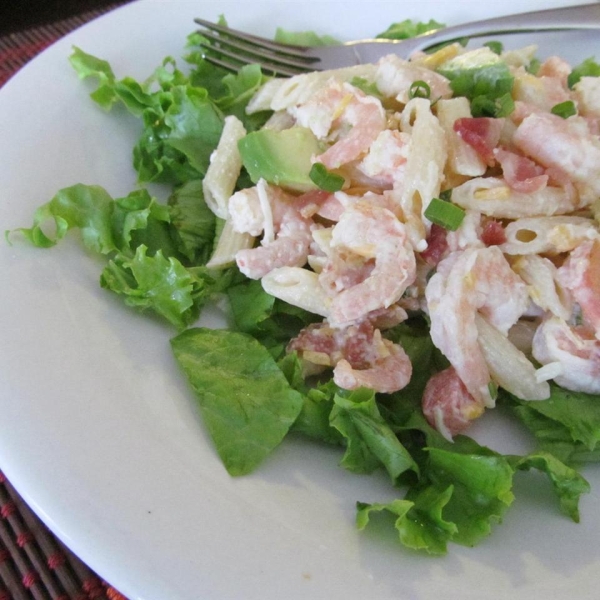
[238,127,323,192]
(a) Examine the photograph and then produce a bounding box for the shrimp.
[513,112,600,195]
[532,317,600,394]
[557,239,600,338]
[287,320,412,394]
[292,81,386,169]
[422,367,485,440]
[573,76,600,119]
[425,246,529,406]
[356,129,411,188]
[375,54,452,104]
[231,180,313,279]
[512,69,571,114]
[319,202,416,327]
[333,333,412,394]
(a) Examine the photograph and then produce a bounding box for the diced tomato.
[422,367,485,437]
[421,224,448,266]
[481,219,507,246]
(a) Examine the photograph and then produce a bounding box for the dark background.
[0,0,126,35]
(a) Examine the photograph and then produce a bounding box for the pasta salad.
[10,21,600,554]
[215,42,600,437]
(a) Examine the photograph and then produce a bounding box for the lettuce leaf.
[167,179,217,265]
[330,388,419,481]
[8,184,173,257]
[355,410,590,554]
[376,19,444,40]
[71,44,270,185]
[277,354,344,444]
[161,86,224,176]
[504,384,600,463]
[426,446,515,545]
[111,189,176,258]
[100,245,202,328]
[9,183,115,253]
[509,452,590,522]
[357,487,457,555]
[170,328,304,475]
[227,278,319,356]
[274,28,339,46]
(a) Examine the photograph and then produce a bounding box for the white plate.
[1,1,600,599]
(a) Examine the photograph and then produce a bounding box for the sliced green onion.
[526,57,541,75]
[424,197,465,231]
[470,92,514,118]
[309,163,345,192]
[487,381,499,401]
[495,93,515,117]
[567,57,600,89]
[470,95,497,118]
[409,80,431,100]
[551,100,577,119]
[483,41,503,55]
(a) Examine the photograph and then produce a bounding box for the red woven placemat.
[1,8,134,598]
[0,2,127,88]
[0,472,128,600]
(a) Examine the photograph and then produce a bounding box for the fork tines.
[194,18,319,76]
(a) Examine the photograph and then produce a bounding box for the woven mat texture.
[1,7,133,599]
[0,3,126,87]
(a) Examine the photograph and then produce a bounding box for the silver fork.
[195,3,600,76]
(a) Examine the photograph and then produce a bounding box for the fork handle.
[344,3,600,66]
[412,3,600,49]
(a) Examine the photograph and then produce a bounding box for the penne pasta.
[261,267,331,317]
[206,219,254,269]
[202,115,247,219]
[511,254,573,320]
[501,216,599,255]
[246,64,378,114]
[475,313,550,403]
[436,97,487,178]
[451,177,579,219]
[397,98,447,250]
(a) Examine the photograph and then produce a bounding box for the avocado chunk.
[238,127,323,192]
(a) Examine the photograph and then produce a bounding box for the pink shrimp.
[425,246,529,406]
[513,112,600,194]
[512,57,571,114]
[333,335,412,393]
[232,182,313,279]
[532,317,600,394]
[356,129,411,187]
[292,81,386,169]
[557,239,600,338]
[537,56,572,87]
[294,189,348,222]
[422,367,485,439]
[319,202,416,327]
[287,320,412,394]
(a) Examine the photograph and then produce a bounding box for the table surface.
[0,1,124,36]
[0,4,132,599]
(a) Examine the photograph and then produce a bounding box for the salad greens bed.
[8,18,600,555]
